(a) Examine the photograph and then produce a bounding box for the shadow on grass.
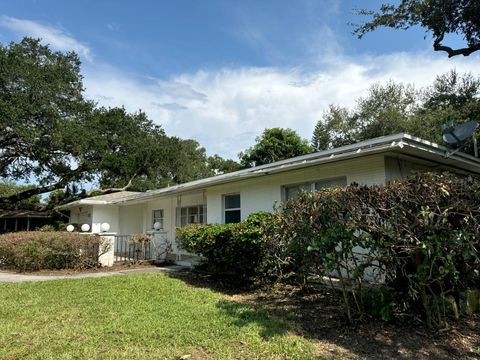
[215,299,291,340]
[166,270,480,360]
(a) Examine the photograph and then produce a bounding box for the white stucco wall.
[118,204,145,235]
[79,154,387,257]
[143,192,205,254]
[69,205,93,229]
[384,156,430,182]
[207,154,386,224]
[91,205,119,234]
[145,197,174,234]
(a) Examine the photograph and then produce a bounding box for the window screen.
[224,194,241,224]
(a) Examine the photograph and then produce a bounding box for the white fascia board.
[402,134,480,167]
[56,199,110,210]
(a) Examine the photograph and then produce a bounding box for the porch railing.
[114,235,154,263]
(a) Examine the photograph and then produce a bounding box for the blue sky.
[1,0,480,159]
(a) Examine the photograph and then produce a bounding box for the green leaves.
[267,172,480,326]
[312,71,480,152]
[354,0,480,57]
[0,38,91,183]
[239,128,312,168]
[176,212,274,281]
[0,231,103,271]
[1,37,237,203]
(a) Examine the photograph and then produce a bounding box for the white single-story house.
[58,133,480,265]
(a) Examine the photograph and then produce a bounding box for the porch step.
[172,254,202,268]
[174,260,194,267]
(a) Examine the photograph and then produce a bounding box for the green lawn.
[0,273,319,359]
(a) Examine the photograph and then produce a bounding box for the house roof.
[56,191,139,209]
[57,133,480,209]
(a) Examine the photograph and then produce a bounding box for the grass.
[0,273,319,359]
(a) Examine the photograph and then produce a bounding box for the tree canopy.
[207,154,242,175]
[0,182,41,210]
[0,37,236,206]
[239,128,312,168]
[0,38,92,203]
[354,0,480,57]
[312,71,480,152]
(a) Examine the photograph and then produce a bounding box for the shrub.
[266,172,480,327]
[0,231,108,272]
[39,224,56,232]
[39,220,68,232]
[177,212,273,281]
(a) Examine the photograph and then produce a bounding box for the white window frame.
[283,176,347,201]
[176,205,206,227]
[152,209,164,229]
[223,193,241,224]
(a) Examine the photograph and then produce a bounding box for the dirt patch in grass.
[0,262,158,276]
[168,271,480,360]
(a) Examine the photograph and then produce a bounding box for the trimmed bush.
[0,231,107,272]
[266,172,480,327]
[177,212,273,281]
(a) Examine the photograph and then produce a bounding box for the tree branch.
[87,173,137,196]
[0,165,89,205]
[0,179,70,205]
[434,34,480,57]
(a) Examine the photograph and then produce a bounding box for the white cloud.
[83,51,480,159]
[2,16,480,160]
[0,15,92,61]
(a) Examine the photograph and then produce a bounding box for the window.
[224,194,241,224]
[284,177,347,200]
[152,209,164,229]
[176,205,206,227]
[284,183,312,201]
[314,177,347,190]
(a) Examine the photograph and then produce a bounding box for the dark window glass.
[284,177,347,200]
[225,210,241,224]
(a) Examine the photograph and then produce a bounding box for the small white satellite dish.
[442,120,478,157]
[81,224,90,232]
[66,224,75,232]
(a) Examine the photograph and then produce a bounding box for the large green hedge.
[268,172,480,326]
[177,212,273,281]
[0,231,107,272]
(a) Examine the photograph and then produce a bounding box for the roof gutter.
[113,139,408,205]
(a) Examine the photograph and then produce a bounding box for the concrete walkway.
[0,265,188,283]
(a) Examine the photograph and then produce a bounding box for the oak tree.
[354,0,480,57]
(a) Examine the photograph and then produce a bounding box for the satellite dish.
[442,120,478,146]
[442,120,479,157]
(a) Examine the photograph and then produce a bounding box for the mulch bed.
[169,271,480,360]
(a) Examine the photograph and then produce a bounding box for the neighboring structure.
[0,209,53,233]
[58,134,480,264]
